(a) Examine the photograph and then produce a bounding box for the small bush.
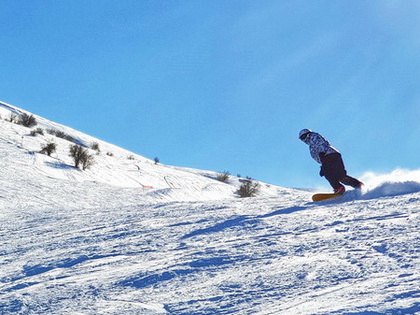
[69,144,95,170]
[237,178,260,198]
[40,142,57,156]
[82,153,95,170]
[91,142,100,152]
[216,171,230,183]
[106,152,114,157]
[30,128,44,136]
[47,129,75,142]
[56,131,75,142]
[18,113,37,128]
[7,113,18,123]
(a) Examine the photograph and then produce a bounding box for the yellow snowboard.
[312,192,343,202]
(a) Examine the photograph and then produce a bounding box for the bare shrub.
[237,178,260,198]
[30,128,44,136]
[216,171,230,183]
[40,142,57,156]
[56,131,75,142]
[18,113,37,128]
[69,144,95,170]
[7,113,18,123]
[91,142,100,152]
[47,129,75,142]
[81,153,95,170]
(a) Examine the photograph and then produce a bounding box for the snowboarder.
[299,129,363,194]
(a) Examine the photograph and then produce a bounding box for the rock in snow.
[0,101,419,314]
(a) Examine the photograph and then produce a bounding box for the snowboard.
[312,192,344,202]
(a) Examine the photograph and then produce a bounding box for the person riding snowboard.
[299,129,363,194]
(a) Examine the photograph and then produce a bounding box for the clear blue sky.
[1,0,420,188]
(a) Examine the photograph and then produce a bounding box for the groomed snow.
[0,101,419,314]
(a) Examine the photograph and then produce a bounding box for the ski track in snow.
[0,102,419,315]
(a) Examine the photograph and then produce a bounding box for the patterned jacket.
[302,132,339,164]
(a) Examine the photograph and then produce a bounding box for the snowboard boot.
[334,185,345,195]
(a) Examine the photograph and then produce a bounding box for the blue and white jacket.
[302,132,339,164]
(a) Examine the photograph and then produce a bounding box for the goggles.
[299,132,310,141]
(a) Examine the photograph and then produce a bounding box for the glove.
[319,166,325,177]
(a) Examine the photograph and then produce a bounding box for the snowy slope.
[0,101,283,203]
[0,101,419,314]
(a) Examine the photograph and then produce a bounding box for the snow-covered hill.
[0,101,284,203]
[1,101,419,314]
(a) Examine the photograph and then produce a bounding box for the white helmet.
[299,129,312,140]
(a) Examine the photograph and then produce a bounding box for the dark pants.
[320,153,362,190]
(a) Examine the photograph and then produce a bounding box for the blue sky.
[1,0,420,188]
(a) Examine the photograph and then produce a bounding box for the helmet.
[299,129,312,140]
